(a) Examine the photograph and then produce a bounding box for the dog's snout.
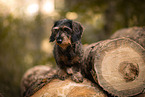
[57,38,63,44]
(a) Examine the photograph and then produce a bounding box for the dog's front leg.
[57,69,68,80]
[70,67,83,83]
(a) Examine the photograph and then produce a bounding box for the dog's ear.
[49,31,56,42]
[49,21,59,42]
[71,21,83,43]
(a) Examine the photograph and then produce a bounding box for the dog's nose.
[57,38,62,44]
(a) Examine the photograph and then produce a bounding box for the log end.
[91,38,145,96]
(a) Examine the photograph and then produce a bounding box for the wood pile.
[21,27,145,97]
[21,65,106,97]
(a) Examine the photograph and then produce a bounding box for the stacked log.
[21,65,57,97]
[21,65,106,97]
[110,27,145,48]
[21,27,145,97]
[83,37,145,96]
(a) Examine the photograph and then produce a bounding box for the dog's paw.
[58,69,68,80]
[71,72,83,83]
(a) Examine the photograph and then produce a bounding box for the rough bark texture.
[21,65,107,97]
[83,38,145,96]
[21,65,57,97]
[111,27,145,48]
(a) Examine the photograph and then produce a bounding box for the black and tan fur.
[49,19,83,82]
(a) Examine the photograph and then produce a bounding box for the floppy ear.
[71,21,83,43]
[49,30,56,42]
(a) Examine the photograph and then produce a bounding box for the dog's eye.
[53,29,59,33]
[53,27,59,33]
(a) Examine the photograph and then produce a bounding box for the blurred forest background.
[0,0,145,96]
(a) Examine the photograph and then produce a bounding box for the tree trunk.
[83,38,145,96]
[21,65,107,97]
[110,27,145,48]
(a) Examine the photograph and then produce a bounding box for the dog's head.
[49,19,83,49]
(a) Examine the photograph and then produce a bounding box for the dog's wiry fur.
[50,19,83,82]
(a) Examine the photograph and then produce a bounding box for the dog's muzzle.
[57,38,63,44]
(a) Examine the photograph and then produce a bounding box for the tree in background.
[59,0,145,43]
[0,0,145,97]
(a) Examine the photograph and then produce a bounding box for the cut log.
[21,65,107,97]
[83,38,145,96]
[111,27,145,48]
[20,65,57,97]
[31,78,106,97]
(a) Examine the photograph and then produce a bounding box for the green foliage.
[60,0,145,42]
[0,14,55,97]
[0,0,145,96]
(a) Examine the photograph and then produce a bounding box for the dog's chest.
[59,55,79,65]
[55,44,80,65]
[58,49,79,65]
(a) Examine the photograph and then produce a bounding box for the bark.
[111,26,145,48]
[21,65,107,97]
[83,38,145,96]
[20,65,57,97]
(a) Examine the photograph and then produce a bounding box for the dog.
[49,19,83,82]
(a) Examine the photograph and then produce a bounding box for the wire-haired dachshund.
[49,19,83,82]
